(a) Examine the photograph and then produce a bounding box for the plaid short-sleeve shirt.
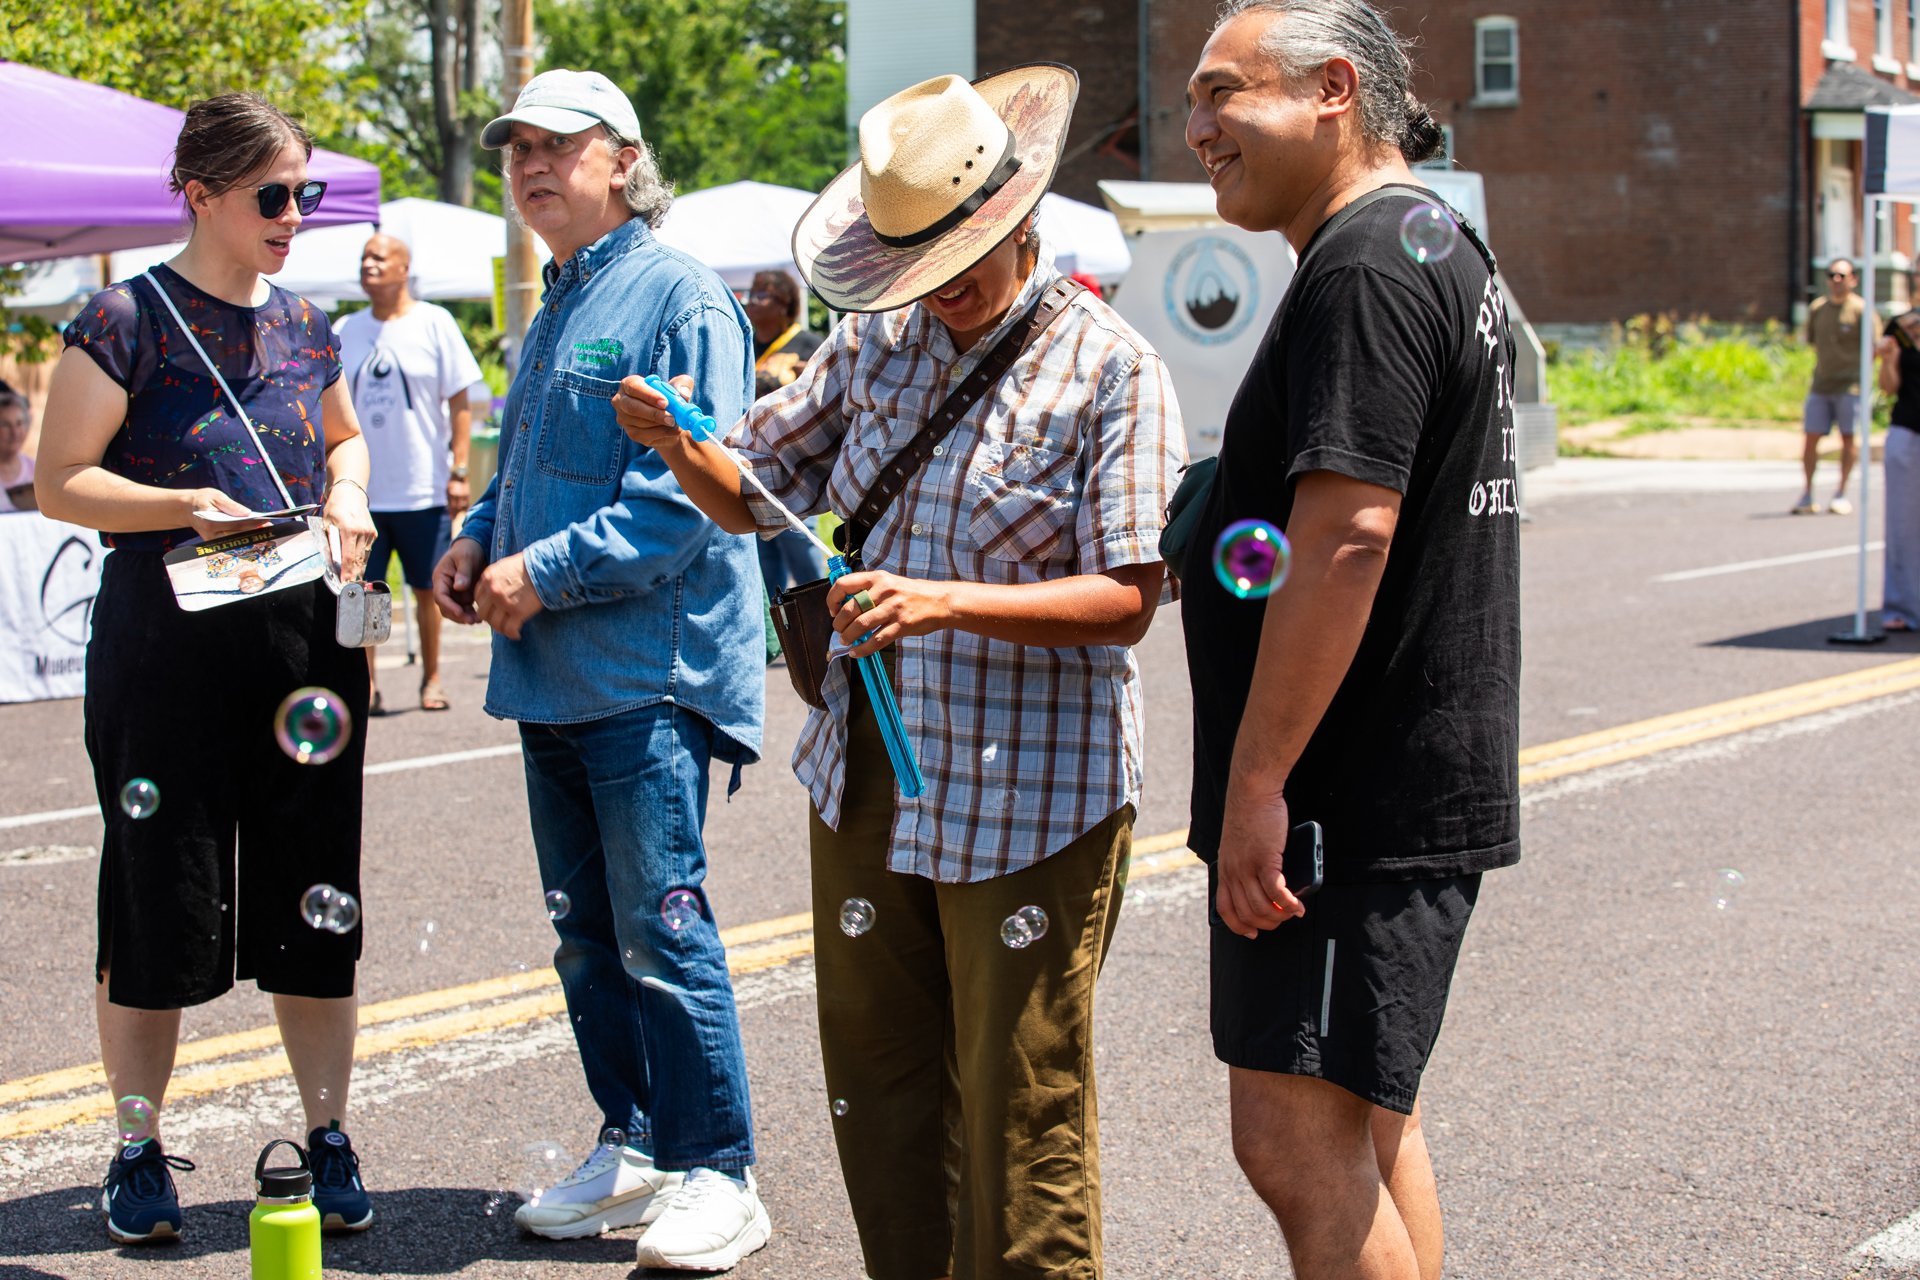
[732,263,1186,882]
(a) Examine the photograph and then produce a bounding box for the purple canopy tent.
[0,62,380,264]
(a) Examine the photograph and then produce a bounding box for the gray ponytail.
[1218,0,1444,164]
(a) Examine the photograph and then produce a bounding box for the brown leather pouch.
[769,574,839,710]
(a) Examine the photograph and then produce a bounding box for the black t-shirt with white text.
[1182,186,1522,882]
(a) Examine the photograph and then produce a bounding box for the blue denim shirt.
[458,217,763,761]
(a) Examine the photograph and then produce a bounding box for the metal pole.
[1834,192,1886,644]
[500,0,540,374]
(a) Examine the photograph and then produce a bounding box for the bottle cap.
[254,1138,313,1199]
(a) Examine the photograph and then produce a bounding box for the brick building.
[846,1,1920,323]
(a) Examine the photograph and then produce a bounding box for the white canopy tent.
[272,197,547,306]
[1843,103,1920,642]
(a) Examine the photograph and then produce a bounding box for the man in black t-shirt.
[1181,4,1521,1278]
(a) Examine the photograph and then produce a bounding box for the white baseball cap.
[481,69,642,149]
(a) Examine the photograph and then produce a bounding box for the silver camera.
[335,580,393,649]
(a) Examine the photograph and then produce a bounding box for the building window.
[1828,0,1856,58]
[1876,0,1902,69]
[1909,0,1919,68]
[1474,16,1519,105]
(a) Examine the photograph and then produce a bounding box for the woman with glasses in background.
[36,92,380,1247]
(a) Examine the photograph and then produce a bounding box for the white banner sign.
[0,514,100,704]
[1110,224,1296,460]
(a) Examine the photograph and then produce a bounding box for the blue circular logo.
[1164,236,1259,346]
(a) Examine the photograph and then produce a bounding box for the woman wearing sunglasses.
[35,93,379,1246]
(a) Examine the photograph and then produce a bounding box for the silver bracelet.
[331,477,368,499]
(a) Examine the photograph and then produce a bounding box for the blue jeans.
[519,703,756,1170]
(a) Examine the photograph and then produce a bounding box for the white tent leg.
[1835,197,1887,644]
[402,578,417,665]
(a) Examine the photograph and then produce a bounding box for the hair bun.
[1401,95,1445,165]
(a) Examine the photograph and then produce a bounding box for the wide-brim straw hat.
[792,63,1079,313]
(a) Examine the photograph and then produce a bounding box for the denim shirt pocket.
[537,369,627,485]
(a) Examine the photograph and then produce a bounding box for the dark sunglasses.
[256,180,328,219]
[1829,270,1854,280]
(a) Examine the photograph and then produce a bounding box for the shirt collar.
[542,216,652,293]
[902,245,1062,367]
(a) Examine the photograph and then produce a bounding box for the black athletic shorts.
[86,550,371,1010]
[1208,865,1481,1114]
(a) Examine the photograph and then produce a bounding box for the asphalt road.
[2,457,1918,1279]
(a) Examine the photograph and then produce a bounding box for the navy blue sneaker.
[308,1124,374,1231]
[100,1139,192,1244]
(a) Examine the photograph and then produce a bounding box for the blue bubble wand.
[644,376,925,798]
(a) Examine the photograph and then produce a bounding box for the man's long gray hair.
[1217,0,1445,165]
[602,130,674,228]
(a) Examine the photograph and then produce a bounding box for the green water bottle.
[249,1139,322,1280]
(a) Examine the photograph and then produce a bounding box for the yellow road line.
[10,657,1916,1139]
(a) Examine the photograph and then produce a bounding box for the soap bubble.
[1399,201,1459,265]
[415,920,436,956]
[118,779,160,820]
[660,889,702,932]
[1710,868,1745,911]
[115,1095,156,1144]
[831,1098,849,1117]
[1213,520,1290,599]
[839,898,876,937]
[275,687,352,765]
[999,904,1050,949]
[517,1140,566,1206]
[482,1190,512,1217]
[545,890,571,921]
[299,884,361,934]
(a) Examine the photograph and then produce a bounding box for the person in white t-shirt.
[335,234,485,712]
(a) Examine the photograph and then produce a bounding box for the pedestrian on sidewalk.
[431,68,770,1271]
[616,64,1184,1280]
[335,232,484,714]
[1180,4,1521,1279]
[1874,291,1920,631]
[1797,257,1865,516]
[35,92,379,1246]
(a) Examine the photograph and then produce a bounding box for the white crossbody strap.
[142,270,298,509]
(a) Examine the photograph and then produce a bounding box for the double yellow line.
[8,656,1920,1142]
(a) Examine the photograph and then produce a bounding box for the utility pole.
[500,0,539,373]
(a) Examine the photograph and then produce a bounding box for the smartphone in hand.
[1283,819,1324,898]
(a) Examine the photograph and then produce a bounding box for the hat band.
[872,134,1024,249]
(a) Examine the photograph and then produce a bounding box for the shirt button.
[535,361,544,371]
[932,445,944,457]
[911,522,924,535]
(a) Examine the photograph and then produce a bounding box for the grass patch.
[1548,315,1815,426]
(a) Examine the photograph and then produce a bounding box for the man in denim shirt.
[431,69,769,1271]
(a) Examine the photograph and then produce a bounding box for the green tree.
[0,0,370,135]
[537,0,847,195]
[343,0,498,208]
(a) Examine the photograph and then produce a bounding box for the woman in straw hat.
[617,64,1184,1278]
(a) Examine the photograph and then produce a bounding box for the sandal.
[1886,618,1915,633]
[369,689,388,717]
[419,677,451,711]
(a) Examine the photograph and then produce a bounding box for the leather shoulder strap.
[841,277,1085,555]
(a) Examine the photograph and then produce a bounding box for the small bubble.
[660,889,702,932]
[299,884,361,934]
[999,904,1050,949]
[1711,868,1745,911]
[839,898,876,938]
[831,1098,849,1117]
[602,1127,626,1149]
[274,687,353,765]
[517,1140,566,1205]
[118,779,160,820]
[482,1190,512,1217]
[115,1095,155,1144]
[1212,519,1290,600]
[415,920,436,956]
[545,890,571,921]
[1399,200,1459,264]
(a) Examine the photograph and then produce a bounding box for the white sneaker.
[633,1166,771,1271]
[514,1134,684,1240]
